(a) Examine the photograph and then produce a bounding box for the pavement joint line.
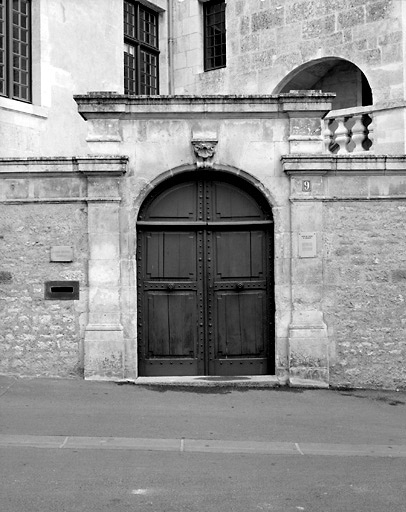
[0,377,18,398]
[0,435,406,457]
[59,436,69,449]
[295,442,304,455]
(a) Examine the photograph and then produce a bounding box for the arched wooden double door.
[137,173,274,376]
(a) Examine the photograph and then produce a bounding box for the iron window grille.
[204,0,226,72]
[124,0,159,95]
[0,0,31,102]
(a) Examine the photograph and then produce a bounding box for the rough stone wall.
[0,204,88,377]
[174,0,403,105]
[323,201,406,389]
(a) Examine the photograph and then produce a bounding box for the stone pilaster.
[289,200,329,387]
[77,157,127,380]
[280,91,334,155]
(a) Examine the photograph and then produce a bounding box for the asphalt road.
[1,377,405,511]
[1,448,406,512]
[1,378,405,444]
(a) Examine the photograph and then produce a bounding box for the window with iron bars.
[204,0,226,72]
[0,0,31,102]
[124,1,159,95]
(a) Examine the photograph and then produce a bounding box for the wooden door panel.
[215,232,251,278]
[145,232,197,280]
[214,231,265,279]
[145,292,198,357]
[215,292,266,357]
[143,182,198,221]
[212,182,266,220]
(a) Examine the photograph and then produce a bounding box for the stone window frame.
[0,0,46,118]
[124,0,160,95]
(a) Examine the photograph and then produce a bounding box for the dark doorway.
[136,173,274,376]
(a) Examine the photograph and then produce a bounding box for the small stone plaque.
[298,232,317,258]
[50,246,73,262]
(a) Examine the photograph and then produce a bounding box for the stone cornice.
[282,155,406,176]
[0,156,128,178]
[74,92,335,120]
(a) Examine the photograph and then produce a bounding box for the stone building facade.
[1,0,406,389]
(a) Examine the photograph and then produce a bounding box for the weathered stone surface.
[337,8,365,30]
[0,271,13,282]
[323,201,406,389]
[252,8,284,32]
[366,0,393,23]
[302,15,336,40]
[0,203,88,377]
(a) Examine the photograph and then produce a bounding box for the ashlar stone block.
[84,328,124,380]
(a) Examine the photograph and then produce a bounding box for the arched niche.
[275,58,372,110]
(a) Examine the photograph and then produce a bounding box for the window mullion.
[136,44,141,94]
[135,3,140,94]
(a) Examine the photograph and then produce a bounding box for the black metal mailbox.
[44,281,79,300]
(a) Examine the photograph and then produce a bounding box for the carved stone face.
[192,141,217,159]
[191,140,218,168]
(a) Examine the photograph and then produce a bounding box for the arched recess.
[136,170,275,377]
[274,57,372,110]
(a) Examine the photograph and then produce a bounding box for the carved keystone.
[191,140,218,168]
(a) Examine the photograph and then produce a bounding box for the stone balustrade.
[324,106,374,154]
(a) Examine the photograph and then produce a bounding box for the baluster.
[323,119,334,153]
[367,115,374,152]
[335,116,350,154]
[352,114,367,152]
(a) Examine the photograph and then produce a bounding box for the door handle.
[167,283,175,291]
[236,283,244,290]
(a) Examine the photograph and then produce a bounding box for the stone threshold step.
[102,376,329,389]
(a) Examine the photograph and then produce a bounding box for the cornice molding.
[0,156,128,178]
[282,155,406,176]
[74,93,335,121]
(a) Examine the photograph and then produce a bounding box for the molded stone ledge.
[0,156,128,177]
[74,92,334,120]
[76,157,128,176]
[282,155,406,176]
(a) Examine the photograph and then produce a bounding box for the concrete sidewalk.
[1,375,405,455]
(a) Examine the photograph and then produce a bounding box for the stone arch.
[274,57,373,110]
[134,163,279,215]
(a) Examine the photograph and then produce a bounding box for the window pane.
[123,1,159,95]
[140,50,157,94]
[124,0,136,38]
[139,7,157,48]
[204,1,226,71]
[124,44,137,94]
[0,0,5,97]
[11,0,31,101]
